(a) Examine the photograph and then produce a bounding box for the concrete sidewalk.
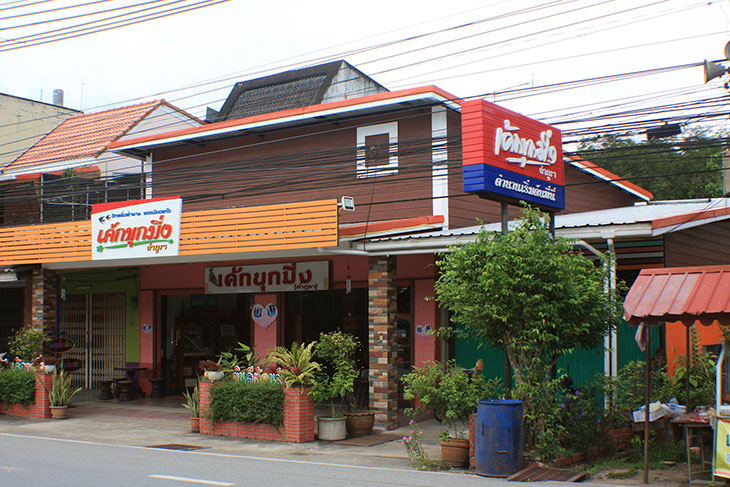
[0,391,687,486]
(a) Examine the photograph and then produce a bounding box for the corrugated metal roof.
[623,265,730,326]
[363,199,730,244]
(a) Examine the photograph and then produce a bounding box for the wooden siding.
[151,109,438,225]
[0,199,339,265]
[664,219,730,267]
[448,162,644,228]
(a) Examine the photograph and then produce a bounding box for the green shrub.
[8,327,49,363]
[0,369,36,406]
[209,380,284,425]
[604,360,673,415]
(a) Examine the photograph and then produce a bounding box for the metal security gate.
[59,293,126,389]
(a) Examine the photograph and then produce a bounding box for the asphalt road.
[1,432,517,487]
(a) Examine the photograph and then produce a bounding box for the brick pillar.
[34,373,52,419]
[31,268,57,331]
[368,256,398,430]
[283,386,314,442]
[199,380,212,434]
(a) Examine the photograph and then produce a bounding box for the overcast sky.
[1,0,729,137]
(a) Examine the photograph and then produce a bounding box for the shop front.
[140,255,426,403]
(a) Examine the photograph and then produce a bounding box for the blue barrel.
[475,399,523,477]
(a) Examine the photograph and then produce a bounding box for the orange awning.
[623,265,730,326]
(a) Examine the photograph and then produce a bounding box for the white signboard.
[206,262,329,294]
[92,197,182,260]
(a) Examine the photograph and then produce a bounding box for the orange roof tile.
[6,100,164,172]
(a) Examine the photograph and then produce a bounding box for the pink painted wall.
[413,279,437,368]
[397,254,435,280]
[253,293,279,357]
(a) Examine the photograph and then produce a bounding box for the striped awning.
[623,265,730,326]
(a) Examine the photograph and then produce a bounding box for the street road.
[0,432,523,487]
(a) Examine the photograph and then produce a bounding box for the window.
[356,122,398,178]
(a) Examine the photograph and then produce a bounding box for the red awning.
[623,265,730,326]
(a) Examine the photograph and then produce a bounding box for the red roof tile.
[6,100,164,172]
[623,265,730,326]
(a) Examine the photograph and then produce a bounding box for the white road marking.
[149,474,234,485]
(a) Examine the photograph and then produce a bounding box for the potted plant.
[267,341,319,388]
[310,331,359,441]
[42,369,82,419]
[182,382,200,432]
[199,360,223,381]
[344,372,375,437]
[401,361,485,467]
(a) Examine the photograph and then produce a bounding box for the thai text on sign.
[205,261,329,294]
[91,197,182,260]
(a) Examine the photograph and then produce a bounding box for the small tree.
[401,361,485,439]
[9,327,49,363]
[434,206,622,453]
[311,331,359,418]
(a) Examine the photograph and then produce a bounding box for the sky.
[1,0,730,139]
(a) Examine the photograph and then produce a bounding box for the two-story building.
[1,60,664,428]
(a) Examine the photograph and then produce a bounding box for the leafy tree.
[433,206,623,453]
[575,127,727,200]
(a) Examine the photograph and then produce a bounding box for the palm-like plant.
[182,382,200,418]
[43,369,82,407]
[267,341,320,388]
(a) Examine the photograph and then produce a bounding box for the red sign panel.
[462,99,564,209]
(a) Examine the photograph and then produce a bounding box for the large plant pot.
[191,417,200,433]
[344,411,374,436]
[440,438,470,467]
[49,405,68,419]
[317,416,347,441]
[205,370,224,381]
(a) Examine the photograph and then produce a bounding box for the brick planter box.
[199,382,314,443]
[0,373,52,419]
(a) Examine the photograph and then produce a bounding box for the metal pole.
[501,202,511,392]
[644,330,652,484]
[686,325,691,411]
[549,212,555,239]
[501,202,508,236]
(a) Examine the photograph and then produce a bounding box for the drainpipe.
[575,238,617,408]
[606,237,618,385]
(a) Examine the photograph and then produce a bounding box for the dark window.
[364,133,390,168]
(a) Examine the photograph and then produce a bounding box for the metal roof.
[353,198,730,253]
[109,86,461,158]
[623,265,730,326]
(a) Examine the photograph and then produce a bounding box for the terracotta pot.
[191,417,200,433]
[344,411,374,436]
[440,438,470,467]
[49,405,68,419]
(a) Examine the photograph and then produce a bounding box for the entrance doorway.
[58,293,126,389]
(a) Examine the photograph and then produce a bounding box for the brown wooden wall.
[664,220,730,267]
[151,104,646,230]
[448,163,645,228]
[151,108,440,225]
